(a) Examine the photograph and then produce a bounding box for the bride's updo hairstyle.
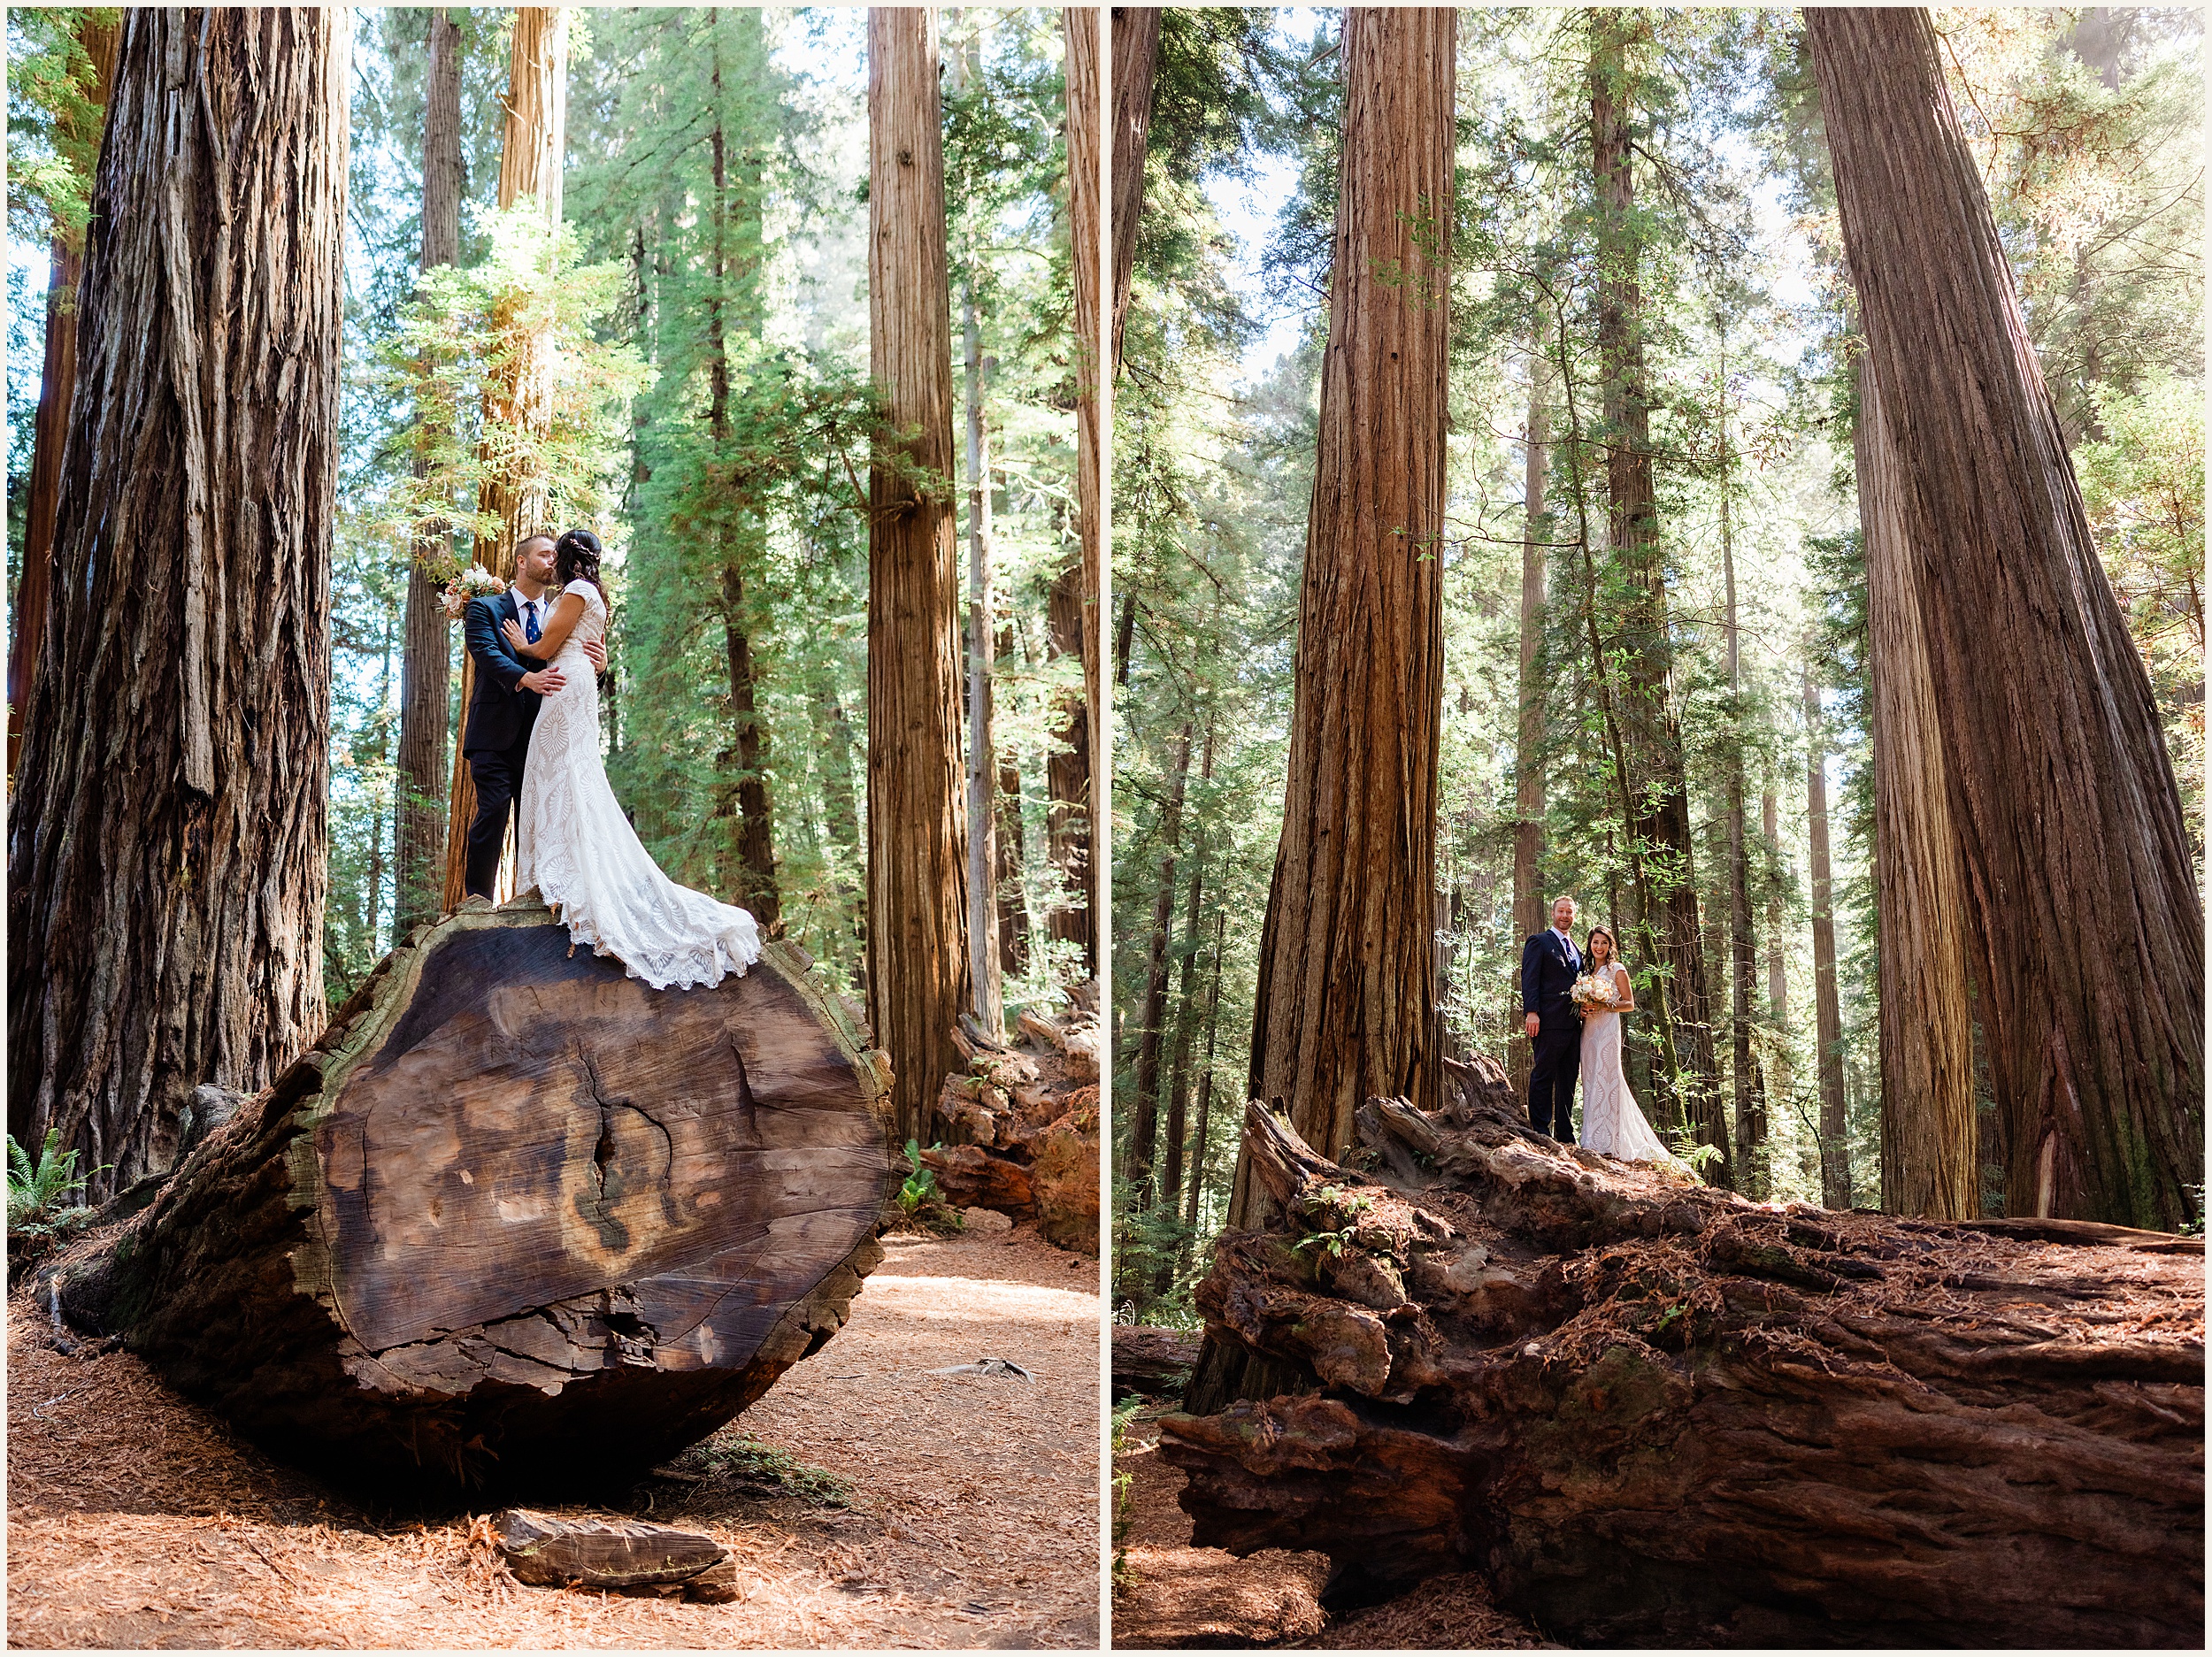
[1586,925,1617,965]
[555,527,610,614]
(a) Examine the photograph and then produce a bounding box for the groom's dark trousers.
[461,592,540,901]
[1521,929,1583,1139]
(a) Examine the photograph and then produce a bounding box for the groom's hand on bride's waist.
[520,664,567,695]
[582,639,607,678]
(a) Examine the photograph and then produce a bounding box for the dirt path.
[1110,1406,1545,1651]
[8,1226,1101,1649]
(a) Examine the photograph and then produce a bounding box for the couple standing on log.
[459,530,761,990]
[1520,894,1675,1163]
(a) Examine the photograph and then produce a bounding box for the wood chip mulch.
[8,1225,1101,1649]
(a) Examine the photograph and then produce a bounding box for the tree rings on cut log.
[52,901,896,1495]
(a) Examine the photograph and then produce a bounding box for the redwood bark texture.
[442,7,568,912]
[1163,1086,2203,1645]
[1806,668,1852,1210]
[1237,6,1454,1192]
[1859,365,1977,1220]
[50,906,894,1494]
[1809,7,2203,1229]
[6,8,347,1200]
[867,6,972,1142]
[394,6,463,933]
[1109,6,1164,376]
[1059,6,1104,976]
[7,17,119,777]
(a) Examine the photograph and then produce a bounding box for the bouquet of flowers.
[440,564,506,621]
[1570,971,1618,1013]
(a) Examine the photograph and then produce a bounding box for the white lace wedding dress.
[1578,963,1677,1163]
[515,579,762,990]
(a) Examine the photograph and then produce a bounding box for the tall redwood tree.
[866,6,972,1141]
[7,8,349,1197]
[393,7,463,933]
[1809,7,2202,1228]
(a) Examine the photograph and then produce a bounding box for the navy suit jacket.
[462,592,541,756]
[1521,929,1584,1022]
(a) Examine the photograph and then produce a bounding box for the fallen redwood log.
[1113,1323,1201,1401]
[49,901,895,1495]
[1159,1075,2204,1646]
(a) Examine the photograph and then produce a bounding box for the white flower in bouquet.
[441,564,505,621]
[1570,971,1617,1012]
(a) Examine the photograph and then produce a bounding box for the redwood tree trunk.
[1590,11,1724,1171]
[1056,8,1102,978]
[1128,719,1194,1208]
[963,277,1002,1033]
[1110,7,1163,378]
[1859,364,1976,1219]
[1809,6,2202,1230]
[867,6,972,1142]
[394,6,462,934]
[1510,358,1548,1098]
[442,7,567,913]
[6,7,347,1199]
[1721,404,1765,1195]
[1807,665,1852,1209]
[7,16,119,779]
[1234,4,1454,1198]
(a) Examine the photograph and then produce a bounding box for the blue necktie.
[524,601,541,645]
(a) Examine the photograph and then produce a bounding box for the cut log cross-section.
[1161,1074,2204,1646]
[51,902,896,1494]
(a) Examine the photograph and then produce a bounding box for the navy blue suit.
[461,592,541,901]
[1521,928,1584,1139]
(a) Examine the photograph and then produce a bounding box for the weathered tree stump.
[494,1509,737,1600]
[1159,1070,2204,1645]
[923,1009,1100,1254]
[50,901,896,1495]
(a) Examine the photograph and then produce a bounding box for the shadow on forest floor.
[8,1227,1100,1650]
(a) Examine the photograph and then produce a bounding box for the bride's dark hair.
[554,527,610,614]
[1586,926,1618,963]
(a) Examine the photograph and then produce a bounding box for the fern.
[6,1128,88,1228]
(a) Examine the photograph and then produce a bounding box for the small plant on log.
[893,1139,966,1235]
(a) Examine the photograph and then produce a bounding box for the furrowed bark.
[866,5,972,1142]
[7,7,347,1199]
[1808,6,2202,1229]
[1858,364,1976,1219]
[1193,5,1455,1416]
[1806,665,1852,1209]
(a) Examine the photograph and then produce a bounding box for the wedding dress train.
[1578,965,1676,1162]
[515,579,762,990]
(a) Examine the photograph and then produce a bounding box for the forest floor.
[7,1224,1101,1650]
[1110,1406,1548,1651]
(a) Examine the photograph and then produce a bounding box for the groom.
[1520,894,1584,1140]
[460,533,604,901]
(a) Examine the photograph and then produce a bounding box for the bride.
[501,527,762,991]
[1576,927,1678,1164]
